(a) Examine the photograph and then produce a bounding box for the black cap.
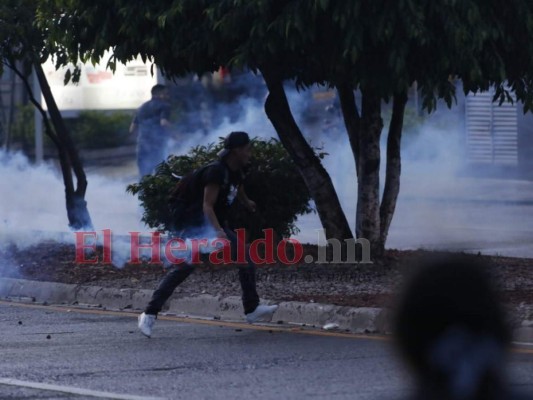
[217,131,250,158]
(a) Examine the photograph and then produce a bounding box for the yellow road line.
[1,300,532,355]
[513,347,533,355]
[0,299,386,341]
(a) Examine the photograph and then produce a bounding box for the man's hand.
[216,229,228,239]
[237,186,256,213]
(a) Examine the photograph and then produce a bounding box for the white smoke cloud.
[0,151,67,233]
[0,146,239,270]
[166,93,277,158]
[107,226,223,268]
[1,75,532,267]
[292,97,533,258]
[0,149,144,273]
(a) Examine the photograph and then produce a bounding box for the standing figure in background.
[130,84,171,177]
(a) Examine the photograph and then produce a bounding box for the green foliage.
[10,108,132,150]
[127,138,314,239]
[64,111,131,149]
[381,104,425,139]
[10,104,35,150]
[38,0,533,111]
[35,0,533,248]
[0,0,41,73]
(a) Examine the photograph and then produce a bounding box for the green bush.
[8,107,131,154]
[10,104,35,151]
[127,138,315,240]
[64,111,132,149]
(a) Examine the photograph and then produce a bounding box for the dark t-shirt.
[179,160,244,228]
[133,97,170,142]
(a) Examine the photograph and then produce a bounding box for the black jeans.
[144,228,260,315]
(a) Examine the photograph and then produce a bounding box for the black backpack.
[167,161,229,231]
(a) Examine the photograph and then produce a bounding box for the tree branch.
[35,62,88,197]
[4,60,60,148]
[379,91,407,248]
[261,66,354,240]
[337,84,361,175]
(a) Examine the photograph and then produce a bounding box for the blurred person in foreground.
[394,256,530,400]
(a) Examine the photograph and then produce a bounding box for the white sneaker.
[245,305,279,324]
[138,312,156,337]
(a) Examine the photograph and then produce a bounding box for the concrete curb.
[1,278,531,340]
[0,278,388,333]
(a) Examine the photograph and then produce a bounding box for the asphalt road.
[1,302,532,400]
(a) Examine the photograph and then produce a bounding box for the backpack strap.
[205,160,230,188]
[223,163,229,187]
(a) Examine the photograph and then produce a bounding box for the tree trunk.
[337,85,364,239]
[33,64,93,230]
[337,85,361,173]
[357,91,383,254]
[1,70,17,150]
[378,92,407,254]
[6,71,16,150]
[0,81,6,149]
[261,68,353,241]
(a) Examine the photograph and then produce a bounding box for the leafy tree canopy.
[39,0,533,110]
